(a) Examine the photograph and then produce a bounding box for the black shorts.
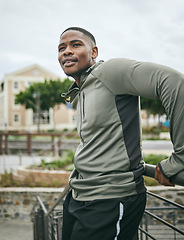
[62,191,146,240]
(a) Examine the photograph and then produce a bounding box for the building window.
[14,82,19,89]
[13,114,20,125]
[14,114,19,122]
[25,81,32,88]
[1,82,4,92]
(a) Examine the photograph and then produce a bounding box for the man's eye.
[73,43,81,47]
[58,47,65,52]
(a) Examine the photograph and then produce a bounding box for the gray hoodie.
[63,58,184,201]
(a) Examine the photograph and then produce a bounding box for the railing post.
[56,211,63,240]
[44,214,49,240]
[51,135,55,156]
[139,220,143,240]
[0,134,2,154]
[27,133,31,155]
[35,209,45,239]
[33,213,37,240]
[173,212,176,240]
[58,136,62,156]
[4,134,8,154]
[145,214,148,240]
[47,215,53,240]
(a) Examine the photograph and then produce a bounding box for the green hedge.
[143,153,168,165]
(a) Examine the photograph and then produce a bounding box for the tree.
[15,78,73,132]
[140,97,166,128]
[46,78,73,106]
[45,78,73,129]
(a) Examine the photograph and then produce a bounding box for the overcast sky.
[0,0,184,80]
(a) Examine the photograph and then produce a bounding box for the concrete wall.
[0,186,184,220]
[0,188,64,219]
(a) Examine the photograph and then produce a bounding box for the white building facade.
[0,64,76,132]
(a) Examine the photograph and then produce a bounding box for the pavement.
[0,218,33,240]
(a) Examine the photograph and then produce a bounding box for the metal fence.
[139,191,184,240]
[31,185,70,240]
[31,164,184,240]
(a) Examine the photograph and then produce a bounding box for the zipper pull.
[65,97,70,103]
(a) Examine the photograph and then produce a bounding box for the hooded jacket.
[62,58,184,201]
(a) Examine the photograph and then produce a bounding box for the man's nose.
[64,46,73,55]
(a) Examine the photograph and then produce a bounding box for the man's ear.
[92,46,98,60]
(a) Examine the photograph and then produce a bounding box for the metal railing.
[31,185,70,240]
[31,164,184,240]
[144,164,184,187]
[139,191,184,239]
[0,132,63,156]
[140,164,184,239]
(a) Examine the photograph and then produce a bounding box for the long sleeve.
[93,58,184,177]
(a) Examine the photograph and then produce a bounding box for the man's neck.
[73,62,97,86]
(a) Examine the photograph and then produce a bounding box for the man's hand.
[155,164,175,187]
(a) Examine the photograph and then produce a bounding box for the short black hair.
[61,27,96,46]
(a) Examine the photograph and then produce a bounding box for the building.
[0,64,76,132]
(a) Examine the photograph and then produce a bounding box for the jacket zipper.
[79,91,84,143]
[83,92,85,119]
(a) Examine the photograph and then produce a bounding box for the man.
[58,27,184,240]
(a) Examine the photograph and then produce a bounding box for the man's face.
[58,30,98,83]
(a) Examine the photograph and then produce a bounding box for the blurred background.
[0,2,184,239]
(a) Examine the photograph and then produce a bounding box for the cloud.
[0,0,184,80]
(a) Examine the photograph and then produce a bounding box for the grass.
[0,150,75,187]
[0,170,63,187]
[142,126,169,134]
[143,153,168,165]
[143,176,159,186]
[143,153,169,186]
[29,150,75,171]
